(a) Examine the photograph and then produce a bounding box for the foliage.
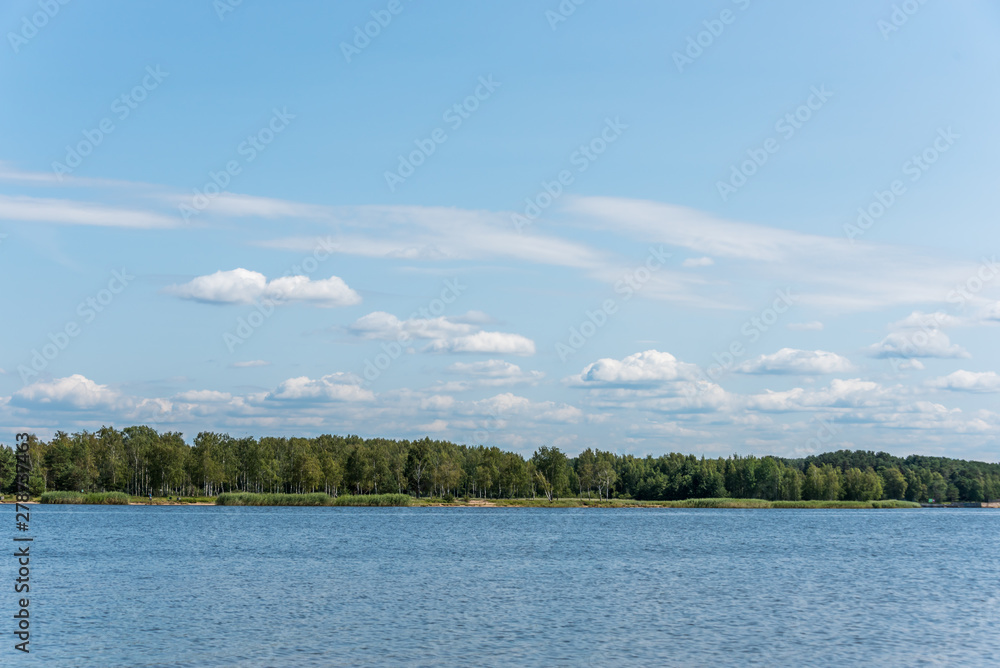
[6,428,1000,505]
[214,492,411,506]
[40,491,130,505]
[330,494,411,507]
[216,492,331,506]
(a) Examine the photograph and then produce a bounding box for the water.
[10,506,1000,666]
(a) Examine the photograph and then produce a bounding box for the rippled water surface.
[13,506,1000,666]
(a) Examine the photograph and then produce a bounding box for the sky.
[1,0,999,461]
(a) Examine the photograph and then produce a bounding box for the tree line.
[1,426,998,503]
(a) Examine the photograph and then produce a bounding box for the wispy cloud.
[0,194,177,228]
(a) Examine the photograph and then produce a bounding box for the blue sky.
[2,0,1000,460]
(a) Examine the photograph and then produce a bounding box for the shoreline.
[23,493,1000,509]
[22,496,949,509]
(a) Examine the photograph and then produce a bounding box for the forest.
[2,426,998,503]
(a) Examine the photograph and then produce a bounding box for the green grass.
[870,499,921,509]
[215,492,411,507]
[216,492,331,506]
[330,493,411,507]
[473,497,921,509]
[666,498,773,508]
[40,491,130,505]
[770,499,920,509]
[37,491,920,509]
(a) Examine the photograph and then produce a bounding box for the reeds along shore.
[40,491,130,505]
[485,497,921,509]
[225,495,918,508]
[214,492,412,506]
[34,492,923,508]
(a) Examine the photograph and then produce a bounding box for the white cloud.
[890,311,969,330]
[267,373,374,402]
[468,392,533,416]
[980,303,1000,321]
[566,196,1000,312]
[350,312,535,355]
[166,268,360,307]
[573,350,702,386]
[736,348,854,375]
[255,203,609,270]
[183,192,334,221]
[419,395,455,411]
[787,321,824,331]
[447,359,522,378]
[538,405,584,423]
[0,194,177,228]
[928,370,1000,393]
[868,330,970,359]
[746,378,894,412]
[444,360,544,387]
[428,331,535,356]
[12,374,121,410]
[174,390,233,403]
[416,419,449,433]
[349,312,476,340]
[682,256,714,267]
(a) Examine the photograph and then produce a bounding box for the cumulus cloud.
[980,303,1000,322]
[572,350,702,387]
[868,330,970,359]
[428,331,535,356]
[928,370,1000,393]
[174,390,233,403]
[267,373,374,402]
[349,312,536,356]
[735,348,854,375]
[444,360,544,386]
[166,269,360,307]
[420,395,455,411]
[746,378,894,412]
[890,311,969,330]
[12,374,122,410]
[538,404,584,423]
[349,312,476,340]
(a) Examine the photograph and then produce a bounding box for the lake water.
[12,506,1000,666]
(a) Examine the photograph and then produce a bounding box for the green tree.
[594,452,618,500]
[881,468,907,500]
[576,448,596,498]
[532,446,569,501]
